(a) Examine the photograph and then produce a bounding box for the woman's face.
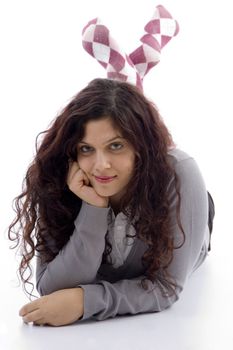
[77,117,135,206]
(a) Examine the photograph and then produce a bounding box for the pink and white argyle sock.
[82,18,142,89]
[82,5,179,90]
[129,5,179,81]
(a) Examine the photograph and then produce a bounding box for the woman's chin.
[94,186,118,199]
[95,190,115,198]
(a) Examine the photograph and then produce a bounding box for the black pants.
[207,191,215,251]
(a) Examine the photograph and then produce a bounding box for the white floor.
[1,200,233,350]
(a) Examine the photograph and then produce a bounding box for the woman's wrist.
[75,287,84,319]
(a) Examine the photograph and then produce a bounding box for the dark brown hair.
[8,78,184,297]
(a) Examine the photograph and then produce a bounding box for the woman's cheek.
[77,156,86,168]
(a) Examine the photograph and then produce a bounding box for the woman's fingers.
[19,297,47,325]
[20,289,84,327]
[22,309,43,324]
[19,299,43,324]
[66,160,108,207]
[67,161,90,192]
[19,299,40,317]
[67,161,80,185]
[33,318,46,326]
[82,170,90,186]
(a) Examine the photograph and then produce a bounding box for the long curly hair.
[8,78,184,297]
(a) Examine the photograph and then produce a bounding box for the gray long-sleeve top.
[36,148,210,321]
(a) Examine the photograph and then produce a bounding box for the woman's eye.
[110,143,123,150]
[79,145,93,153]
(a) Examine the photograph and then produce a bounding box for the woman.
[8,78,214,326]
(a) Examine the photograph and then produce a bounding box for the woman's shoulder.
[167,147,201,173]
[167,147,205,186]
[167,147,194,167]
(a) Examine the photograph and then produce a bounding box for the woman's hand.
[19,288,84,327]
[67,161,109,208]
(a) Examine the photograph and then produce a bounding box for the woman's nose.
[94,152,111,171]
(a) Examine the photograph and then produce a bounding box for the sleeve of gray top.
[36,201,110,295]
[79,157,209,320]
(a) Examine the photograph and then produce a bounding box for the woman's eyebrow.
[79,136,125,145]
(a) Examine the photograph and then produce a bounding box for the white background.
[0,0,232,349]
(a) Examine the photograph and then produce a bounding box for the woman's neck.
[109,197,122,216]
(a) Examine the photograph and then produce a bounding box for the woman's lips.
[94,175,117,183]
